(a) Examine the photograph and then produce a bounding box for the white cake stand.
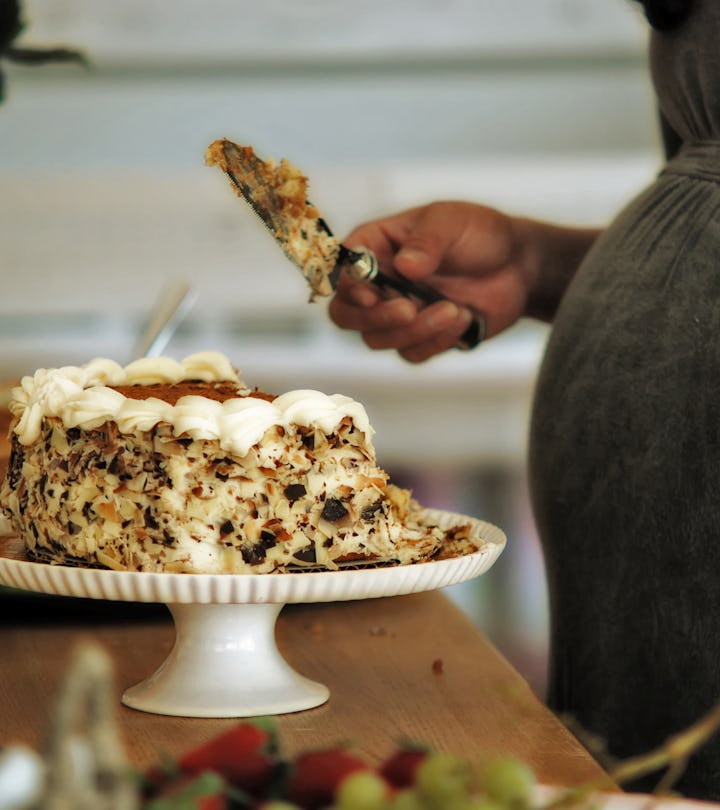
[0,510,505,718]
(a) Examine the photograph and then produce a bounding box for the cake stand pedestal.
[0,510,505,718]
[122,602,329,717]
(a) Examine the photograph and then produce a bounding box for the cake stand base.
[121,602,329,718]
[0,511,506,718]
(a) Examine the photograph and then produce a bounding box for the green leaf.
[251,716,281,754]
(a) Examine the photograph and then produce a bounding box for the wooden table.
[0,587,611,788]
[0,404,610,789]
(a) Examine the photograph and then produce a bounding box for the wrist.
[519,219,600,322]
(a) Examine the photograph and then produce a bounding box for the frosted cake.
[0,352,478,573]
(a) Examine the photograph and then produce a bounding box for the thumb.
[393,203,461,280]
[394,244,440,279]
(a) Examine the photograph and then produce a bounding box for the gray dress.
[528,0,720,799]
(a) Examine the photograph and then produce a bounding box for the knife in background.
[130,279,197,360]
[205,139,485,350]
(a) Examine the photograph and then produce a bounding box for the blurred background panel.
[1,0,660,695]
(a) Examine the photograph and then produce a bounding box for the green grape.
[388,788,427,810]
[335,770,390,810]
[415,753,473,808]
[440,800,506,810]
[480,758,536,807]
[456,799,506,810]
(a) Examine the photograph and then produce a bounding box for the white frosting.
[273,390,371,436]
[114,397,174,433]
[171,396,225,440]
[61,387,128,432]
[219,397,288,456]
[10,351,374,453]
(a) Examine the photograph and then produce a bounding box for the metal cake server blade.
[206,139,484,349]
[131,279,197,360]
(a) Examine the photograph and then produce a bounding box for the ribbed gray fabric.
[528,0,720,798]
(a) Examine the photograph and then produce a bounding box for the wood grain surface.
[0,590,611,788]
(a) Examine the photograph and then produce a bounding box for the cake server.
[131,278,197,360]
[206,139,484,350]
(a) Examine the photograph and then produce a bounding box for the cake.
[0,352,478,573]
[204,139,340,300]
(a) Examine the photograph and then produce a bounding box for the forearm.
[515,217,602,322]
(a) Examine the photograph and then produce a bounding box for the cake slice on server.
[0,352,479,573]
[204,138,484,349]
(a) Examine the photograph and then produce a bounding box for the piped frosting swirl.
[8,351,373,455]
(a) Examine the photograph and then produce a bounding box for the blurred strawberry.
[286,748,369,809]
[141,771,227,809]
[199,799,225,810]
[178,723,277,797]
[379,748,428,788]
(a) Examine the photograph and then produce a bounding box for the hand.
[328,201,537,363]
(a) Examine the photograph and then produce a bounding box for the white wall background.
[0,0,662,694]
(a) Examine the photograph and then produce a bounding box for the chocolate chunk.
[66,427,81,441]
[361,502,383,520]
[241,543,268,565]
[67,521,81,535]
[260,530,277,549]
[221,457,234,465]
[321,498,348,522]
[144,507,159,530]
[284,483,307,502]
[294,545,317,563]
[219,519,234,537]
[7,442,24,488]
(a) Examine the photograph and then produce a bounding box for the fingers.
[328,290,417,334]
[392,204,467,280]
[330,201,521,362]
[361,301,472,363]
[342,214,414,273]
[345,205,461,282]
[330,270,480,364]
